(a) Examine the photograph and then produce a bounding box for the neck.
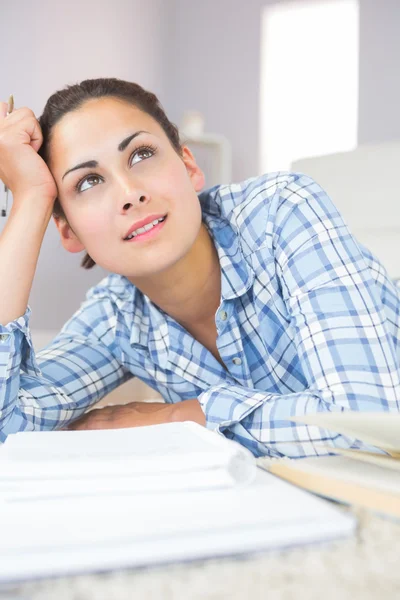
[128,222,221,327]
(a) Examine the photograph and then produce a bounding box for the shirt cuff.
[197,382,388,459]
[0,304,32,336]
[0,305,41,378]
[198,382,267,432]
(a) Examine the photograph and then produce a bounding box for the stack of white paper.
[0,422,356,582]
[0,421,256,498]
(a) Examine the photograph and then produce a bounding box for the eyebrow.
[62,130,150,181]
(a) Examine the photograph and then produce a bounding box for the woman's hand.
[65,399,206,430]
[0,102,58,204]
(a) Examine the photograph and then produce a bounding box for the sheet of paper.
[0,422,256,486]
[0,468,246,499]
[3,421,235,457]
[0,469,356,582]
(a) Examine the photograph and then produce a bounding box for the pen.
[2,95,14,217]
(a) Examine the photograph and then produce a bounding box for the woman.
[0,78,399,458]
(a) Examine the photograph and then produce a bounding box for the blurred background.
[0,0,399,401]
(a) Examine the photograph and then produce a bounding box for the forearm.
[65,398,206,431]
[171,399,206,426]
[0,196,53,325]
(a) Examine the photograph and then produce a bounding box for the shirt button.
[220,310,228,321]
[0,334,10,344]
[232,357,242,365]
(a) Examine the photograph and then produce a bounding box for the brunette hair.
[38,77,182,269]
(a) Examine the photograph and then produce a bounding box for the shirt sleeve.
[197,174,400,458]
[0,294,133,442]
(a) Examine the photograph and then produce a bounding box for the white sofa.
[291,141,400,280]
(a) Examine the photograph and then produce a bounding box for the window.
[259,0,359,173]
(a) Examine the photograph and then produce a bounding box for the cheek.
[156,158,191,193]
[155,165,198,209]
[78,213,110,238]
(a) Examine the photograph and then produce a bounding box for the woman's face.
[49,97,205,278]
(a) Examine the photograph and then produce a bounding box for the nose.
[117,178,150,212]
[121,194,149,212]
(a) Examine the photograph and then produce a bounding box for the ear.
[52,215,85,253]
[181,145,205,192]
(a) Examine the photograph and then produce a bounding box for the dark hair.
[38,77,183,269]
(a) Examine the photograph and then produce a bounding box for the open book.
[262,413,400,519]
[0,421,355,582]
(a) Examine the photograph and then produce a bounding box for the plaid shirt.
[1,172,400,457]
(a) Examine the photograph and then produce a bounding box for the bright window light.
[259,0,359,173]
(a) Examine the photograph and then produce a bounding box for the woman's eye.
[77,175,102,193]
[130,146,156,166]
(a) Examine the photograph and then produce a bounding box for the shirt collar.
[199,187,255,301]
[119,285,171,365]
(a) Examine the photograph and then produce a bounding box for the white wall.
[0,0,170,330]
[164,0,264,185]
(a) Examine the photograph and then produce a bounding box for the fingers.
[0,102,8,120]
[3,107,37,129]
[24,115,43,153]
[0,106,43,152]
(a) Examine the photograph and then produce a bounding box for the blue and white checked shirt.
[1,172,400,457]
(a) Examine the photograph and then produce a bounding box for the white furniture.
[181,132,232,188]
[179,109,232,188]
[291,141,400,280]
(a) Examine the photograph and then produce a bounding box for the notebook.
[262,412,400,519]
[0,421,355,582]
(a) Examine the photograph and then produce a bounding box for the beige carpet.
[2,459,400,600]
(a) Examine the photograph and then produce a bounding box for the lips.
[124,215,167,243]
[123,213,167,240]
